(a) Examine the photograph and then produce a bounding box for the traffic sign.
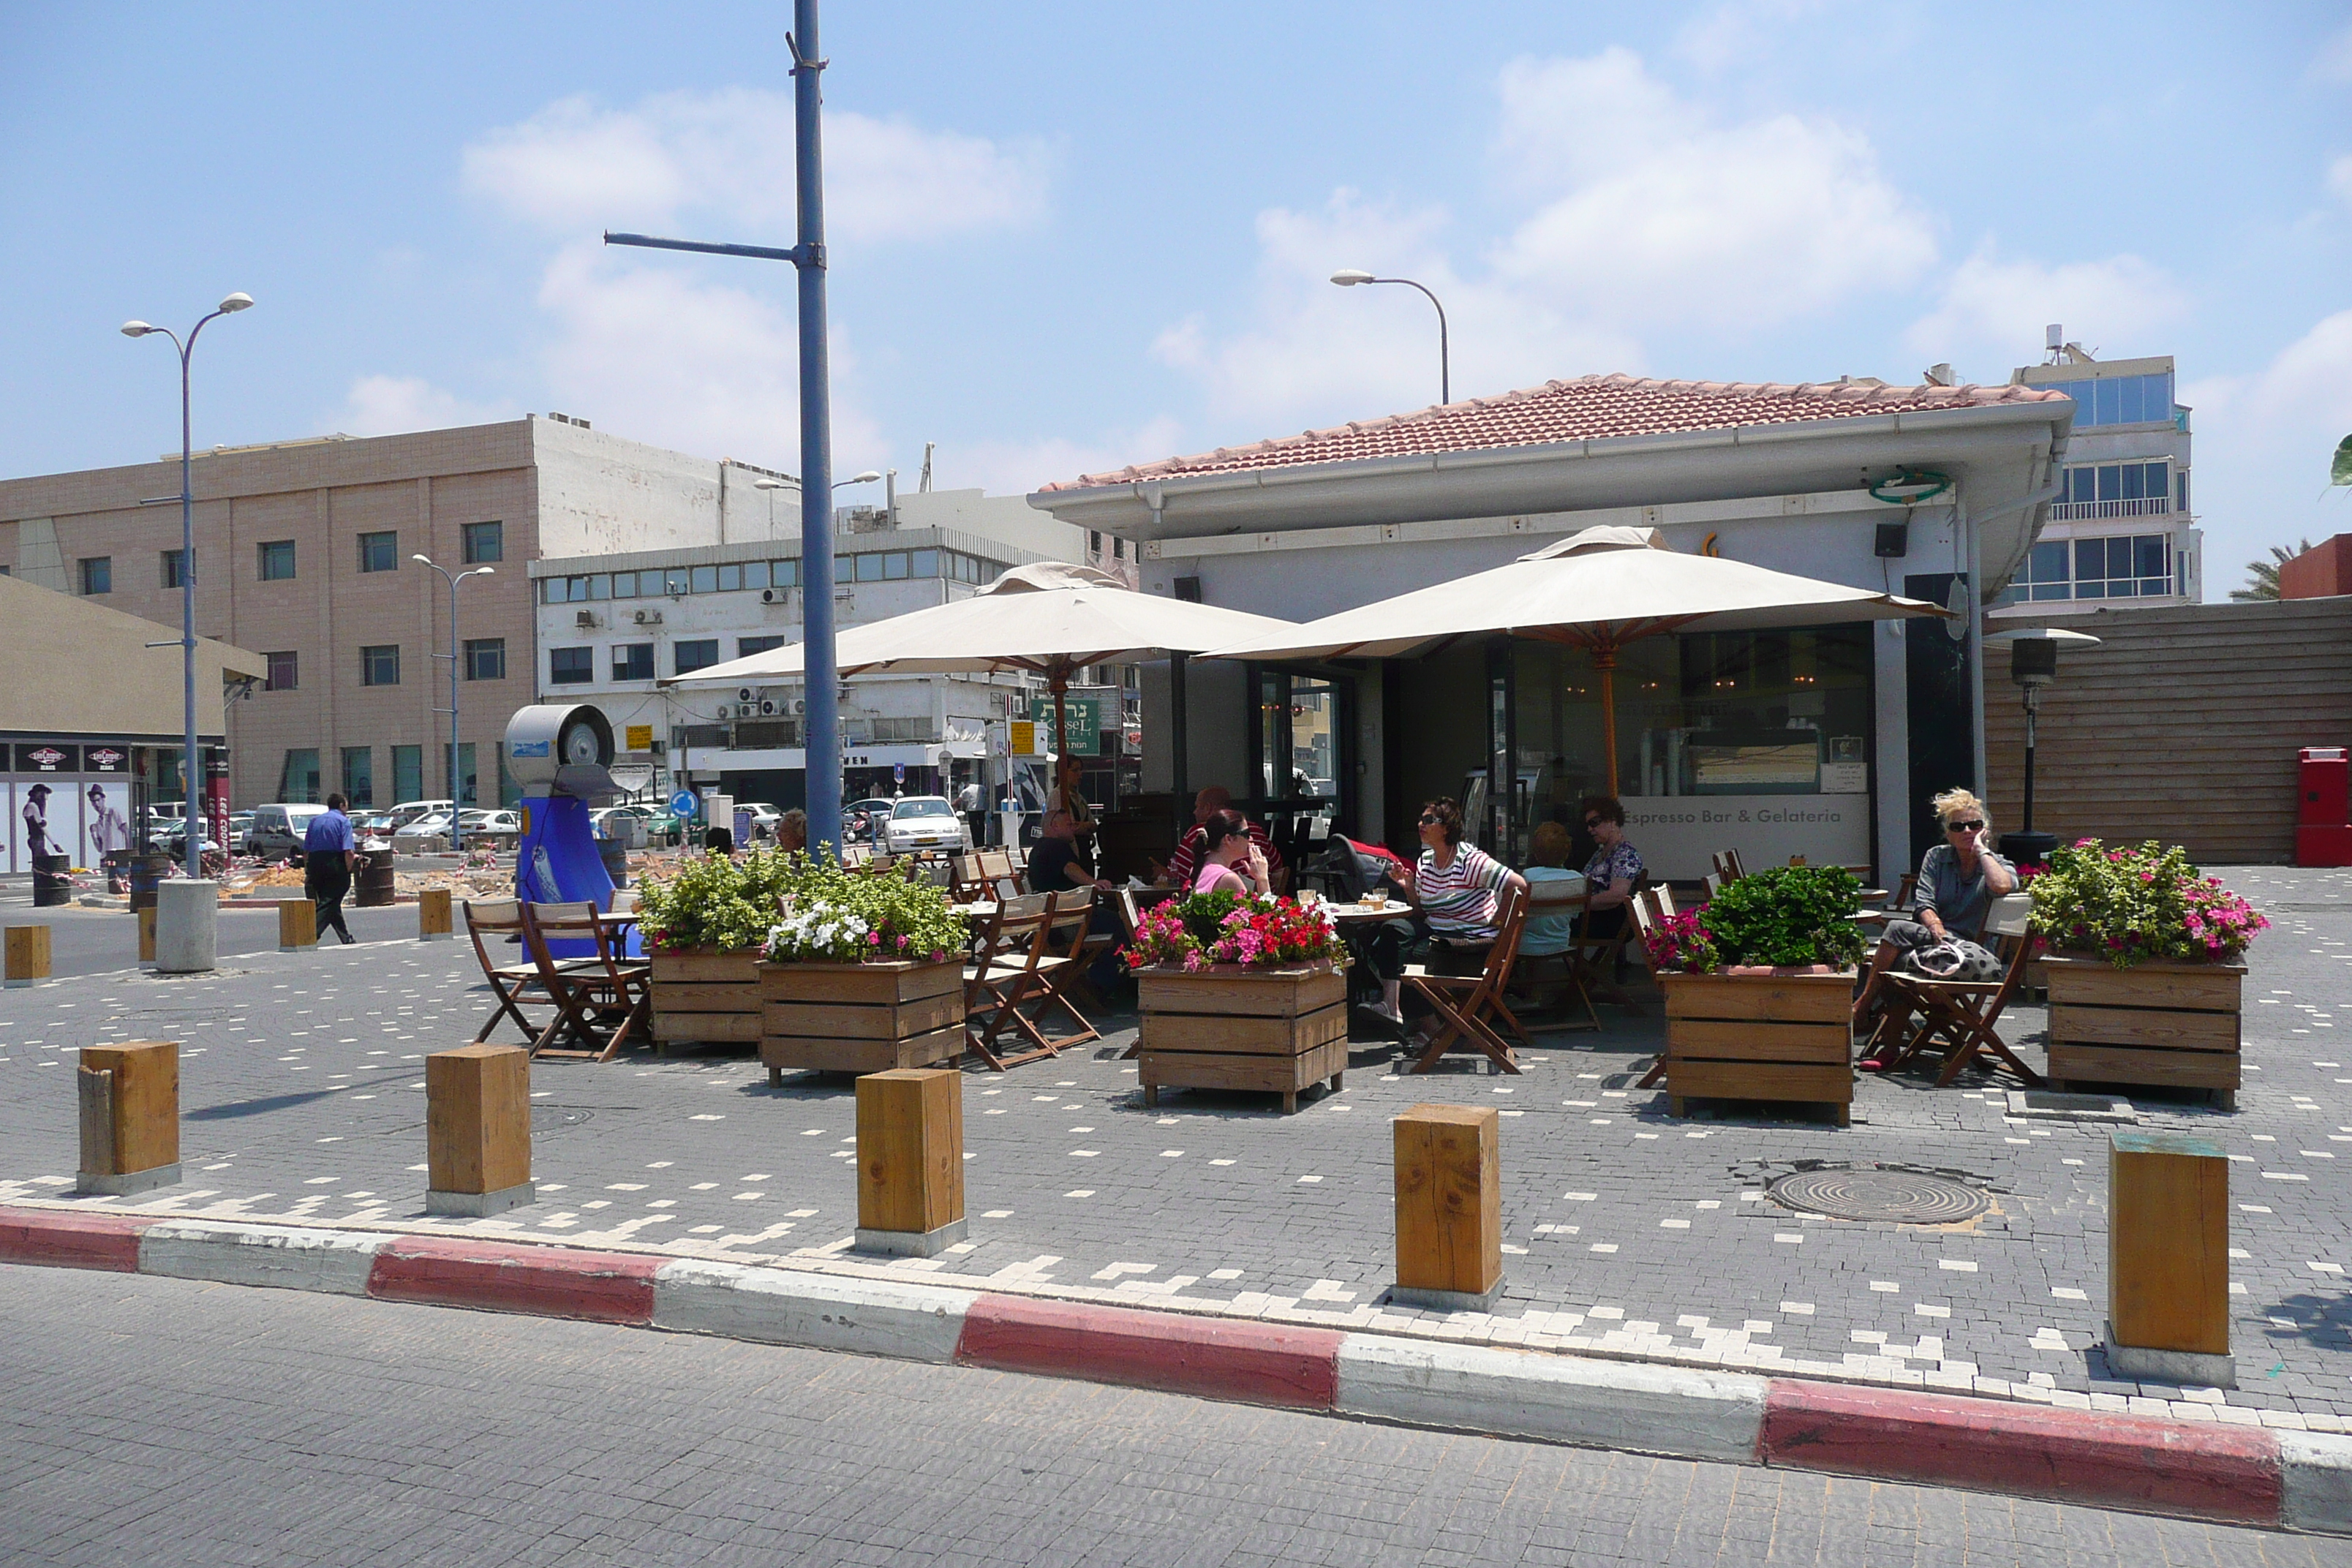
[669,791,698,816]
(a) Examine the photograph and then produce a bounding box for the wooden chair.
[964,893,1098,1070]
[1403,881,1531,1075]
[973,848,1022,899]
[949,853,990,903]
[1867,894,2042,1088]
[1507,877,1599,1033]
[519,901,653,1063]
[1711,849,1747,883]
[1702,872,1724,901]
[1567,886,1646,1013]
[1630,889,1682,1088]
[463,898,573,1046]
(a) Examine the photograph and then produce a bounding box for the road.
[3,1266,2330,1567]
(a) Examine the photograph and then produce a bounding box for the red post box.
[2300,747,2348,826]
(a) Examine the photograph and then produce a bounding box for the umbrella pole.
[1591,644,1619,795]
[1052,675,1070,814]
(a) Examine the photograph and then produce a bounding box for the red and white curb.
[7,1204,2347,1534]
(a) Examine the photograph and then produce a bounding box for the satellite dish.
[609,764,656,794]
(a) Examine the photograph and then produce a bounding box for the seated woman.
[1515,819,1587,961]
[1359,798,1527,1043]
[1852,787,2018,1055]
[1191,809,1272,897]
[1577,796,1643,942]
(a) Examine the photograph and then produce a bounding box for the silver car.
[881,796,969,856]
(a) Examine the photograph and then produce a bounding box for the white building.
[529,488,1089,807]
[1992,336,2201,614]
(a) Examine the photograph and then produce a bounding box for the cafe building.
[1028,373,2076,882]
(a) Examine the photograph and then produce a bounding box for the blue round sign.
[669,791,698,815]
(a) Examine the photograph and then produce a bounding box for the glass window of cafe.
[1507,625,1872,840]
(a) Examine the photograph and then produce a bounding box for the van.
[247,803,332,862]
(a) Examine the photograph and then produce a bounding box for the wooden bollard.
[1393,1103,1502,1311]
[279,897,316,951]
[137,906,157,964]
[76,1041,180,1196]
[2107,1128,2234,1386]
[424,1044,535,1216]
[853,1068,966,1256]
[4,924,51,988]
[419,886,452,942]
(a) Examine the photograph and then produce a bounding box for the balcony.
[2048,497,2171,522]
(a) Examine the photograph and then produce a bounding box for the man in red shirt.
[1156,785,1284,892]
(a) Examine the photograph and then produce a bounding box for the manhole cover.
[1767,1166,1988,1225]
[530,1105,595,1134]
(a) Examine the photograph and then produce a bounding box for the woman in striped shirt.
[1360,798,1526,1042]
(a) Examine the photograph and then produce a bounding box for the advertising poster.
[0,783,12,875]
[83,780,132,864]
[16,777,63,870]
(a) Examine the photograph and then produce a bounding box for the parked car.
[246,803,332,862]
[385,799,453,832]
[881,796,970,856]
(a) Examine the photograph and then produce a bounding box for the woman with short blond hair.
[1852,787,2018,1052]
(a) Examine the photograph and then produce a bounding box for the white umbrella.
[666,562,1303,758]
[1202,525,1948,789]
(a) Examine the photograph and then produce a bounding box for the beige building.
[0,571,263,872]
[0,416,803,810]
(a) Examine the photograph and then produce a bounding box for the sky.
[3,1,2348,595]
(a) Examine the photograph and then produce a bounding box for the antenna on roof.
[919,442,935,493]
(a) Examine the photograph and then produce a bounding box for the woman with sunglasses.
[1852,787,2018,1041]
[1358,798,1526,1045]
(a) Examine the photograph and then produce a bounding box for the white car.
[881,796,970,856]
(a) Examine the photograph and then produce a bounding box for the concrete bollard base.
[76,1163,181,1198]
[1389,1283,1505,1313]
[2106,1322,2236,1388]
[854,1218,968,1258]
[155,882,218,973]
[427,1181,536,1218]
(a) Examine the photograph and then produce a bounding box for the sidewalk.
[2,867,2350,1436]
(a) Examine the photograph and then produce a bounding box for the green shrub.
[1700,865,1866,970]
[634,845,806,954]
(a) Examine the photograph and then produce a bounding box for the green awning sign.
[1030,694,1104,755]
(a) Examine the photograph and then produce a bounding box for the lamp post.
[604,0,845,861]
[1330,269,1450,406]
[413,554,496,852]
[122,293,253,880]
[1989,627,2100,869]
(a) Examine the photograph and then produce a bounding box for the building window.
[264,651,299,691]
[357,531,398,573]
[910,551,937,578]
[674,639,720,675]
[464,637,506,681]
[1114,536,1126,560]
[391,744,423,804]
[361,644,401,686]
[737,635,787,658]
[160,549,187,589]
[2039,372,2175,429]
[549,647,594,685]
[78,557,111,595]
[769,559,799,588]
[342,747,374,807]
[2051,461,2173,521]
[458,742,478,805]
[717,563,743,592]
[742,561,769,591]
[612,644,654,681]
[462,520,503,563]
[1090,530,1103,556]
[279,749,321,804]
[258,540,296,581]
[1994,534,2177,606]
[691,565,718,594]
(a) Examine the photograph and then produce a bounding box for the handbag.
[1903,935,2002,981]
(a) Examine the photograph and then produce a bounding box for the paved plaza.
[5,867,2352,1431]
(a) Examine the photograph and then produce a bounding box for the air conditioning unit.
[633,608,663,625]
[738,687,755,703]
[574,610,598,628]
[792,698,806,714]
[759,700,777,715]
[761,587,783,605]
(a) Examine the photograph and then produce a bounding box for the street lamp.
[1330,269,1450,406]
[413,554,496,852]
[1986,626,2100,868]
[123,291,254,881]
[753,470,882,490]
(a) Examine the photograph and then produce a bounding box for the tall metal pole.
[791,0,840,862]
[415,557,494,853]
[178,335,200,878]
[602,0,840,860]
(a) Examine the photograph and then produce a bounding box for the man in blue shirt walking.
[304,793,358,945]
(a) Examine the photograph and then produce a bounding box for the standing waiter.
[304,792,359,946]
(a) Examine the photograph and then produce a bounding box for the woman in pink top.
[1191,809,1270,897]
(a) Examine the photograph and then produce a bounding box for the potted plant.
[758,854,969,1082]
[2029,839,2266,1107]
[634,847,799,1049]
[1123,892,1350,1114]
[1647,866,1866,1123]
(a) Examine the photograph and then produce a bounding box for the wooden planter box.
[1661,969,1855,1124]
[761,958,965,1082]
[2043,954,2244,1108]
[1135,965,1347,1114]
[649,949,764,1049]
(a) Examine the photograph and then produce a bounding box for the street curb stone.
[4,1202,2344,1535]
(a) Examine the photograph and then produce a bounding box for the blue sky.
[4,1,2348,592]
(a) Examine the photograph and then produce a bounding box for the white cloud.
[2179,309,2352,593]
[1901,244,2188,366]
[1672,0,1835,75]
[461,88,1052,246]
[1154,48,1927,430]
[943,417,1190,496]
[334,374,513,437]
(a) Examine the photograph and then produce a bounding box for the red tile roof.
[1039,372,2070,492]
